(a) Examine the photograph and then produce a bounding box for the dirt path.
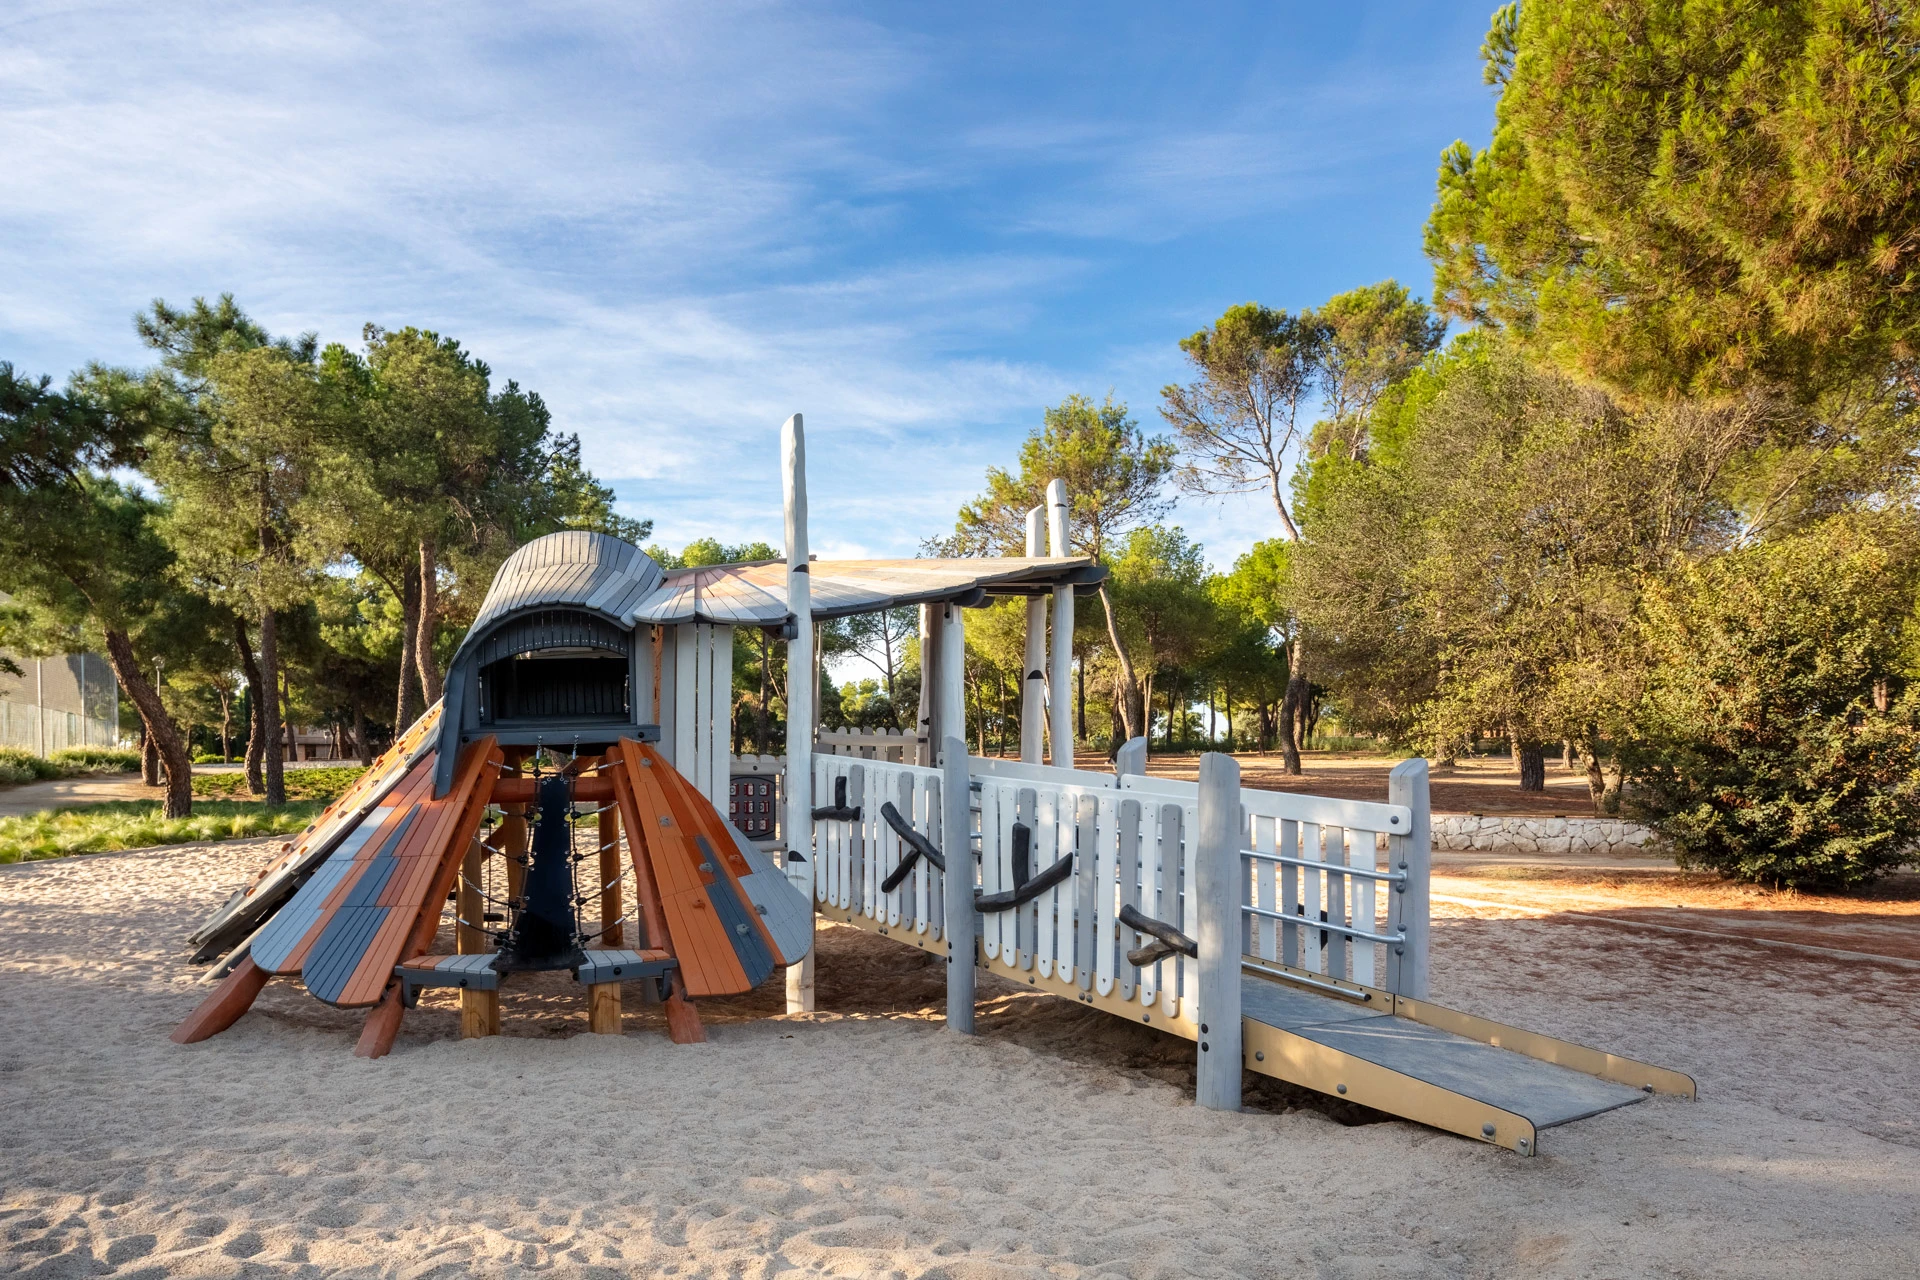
[0,773,160,818]
[1074,747,1605,816]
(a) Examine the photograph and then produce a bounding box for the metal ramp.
[1235,969,1687,1154]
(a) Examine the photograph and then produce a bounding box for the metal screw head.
[1336,1084,1347,1095]
[1200,1042,1209,1052]
[1200,1023,1209,1034]
[1482,1123,1497,1137]
[1254,1050,1265,1062]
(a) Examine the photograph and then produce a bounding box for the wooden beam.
[490,776,615,805]
[598,804,624,948]
[457,840,486,955]
[169,957,271,1044]
[606,742,708,1044]
[353,983,406,1058]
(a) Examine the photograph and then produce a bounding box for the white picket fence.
[809,752,1432,1031]
[816,727,925,763]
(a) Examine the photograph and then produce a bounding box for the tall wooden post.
[1046,479,1074,768]
[598,803,623,948]
[782,413,818,1014]
[1194,751,1243,1111]
[1022,505,1047,764]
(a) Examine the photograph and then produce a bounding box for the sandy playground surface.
[2,838,1918,1278]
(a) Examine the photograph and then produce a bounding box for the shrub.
[1626,522,1920,890]
[47,746,140,774]
[0,747,59,785]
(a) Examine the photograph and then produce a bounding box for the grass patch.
[0,746,141,785]
[193,766,365,804]
[0,799,324,864]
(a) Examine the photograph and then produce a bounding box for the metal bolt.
[1200,1042,1209,1052]
[1482,1123,1497,1137]
[1254,1051,1265,1062]
[1336,1084,1347,1095]
[1142,1014,1151,1023]
[1200,1023,1209,1034]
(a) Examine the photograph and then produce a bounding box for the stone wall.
[1433,814,1665,858]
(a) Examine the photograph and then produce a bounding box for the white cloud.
[1,0,1488,568]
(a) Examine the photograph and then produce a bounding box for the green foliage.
[46,747,140,774]
[0,799,323,863]
[1627,520,1920,888]
[945,395,1174,558]
[1427,1,1920,398]
[0,748,60,784]
[193,765,364,803]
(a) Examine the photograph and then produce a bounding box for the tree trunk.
[1277,635,1306,775]
[1517,747,1545,792]
[1581,733,1607,815]
[1076,656,1086,743]
[1561,739,1575,771]
[1096,583,1139,740]
[755,630,772,754]
[235,616,265,796]
[141,729,160,785]
[352,695,372,766]
[218,687,232,764]
[395,565,422,732]
[415,538,443,705]
[103,628,192,818]
[260,607,285,806]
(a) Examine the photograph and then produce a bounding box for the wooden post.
[1386,757,1431,1000]
[1194,751,1243,1112]
[1114,735,1147,779]
[1046,479,1074,768]
[588,982,622,1034]
[781,412,818,1015]
[941,732,976,1033]
[457,840,485,954]
[461,989,499,1039]
[598,803,623,948]
[1022,505,1047,765]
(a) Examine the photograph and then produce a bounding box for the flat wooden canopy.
[633,555,1105,626]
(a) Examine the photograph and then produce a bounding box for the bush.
[192,753,237,765]
[1627,522,1920,890]
[47,746,140,774]
[0,747,60,785]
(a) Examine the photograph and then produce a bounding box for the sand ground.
[3,838,1917,1279]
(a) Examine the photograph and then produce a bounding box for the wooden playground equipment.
[177,415,1692,1154]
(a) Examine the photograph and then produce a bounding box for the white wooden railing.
[809,751,1432,1035]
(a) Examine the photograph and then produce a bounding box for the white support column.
[1194,751,1243,1112]
[1387,757,1431,1000]
[656,626,678,765]
[1021,506,1046,765]
[782,413,817,1013]
[1046,479,1074,769]
[938,602,966,766]
[941,732,976,1032]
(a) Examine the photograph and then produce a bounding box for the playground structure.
[177,414,1692,1154]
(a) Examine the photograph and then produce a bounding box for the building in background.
[0,651,121,754]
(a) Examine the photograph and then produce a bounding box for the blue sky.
[2,1,1495,565]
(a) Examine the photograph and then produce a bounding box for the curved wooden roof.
[466,530,665,637]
